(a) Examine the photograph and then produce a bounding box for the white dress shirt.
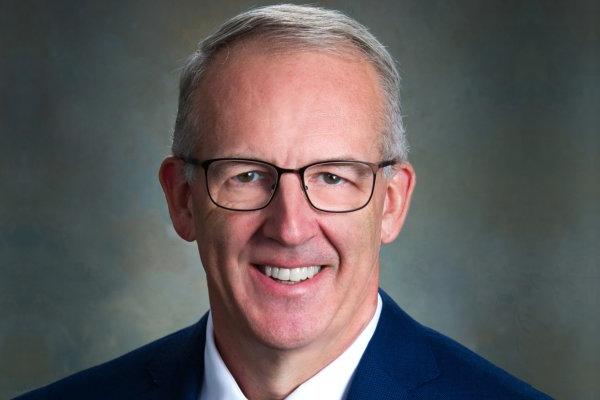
[199,294,382,400]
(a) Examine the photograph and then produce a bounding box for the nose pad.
[302,184,312,205]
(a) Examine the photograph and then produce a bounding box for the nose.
[260,172,317,246]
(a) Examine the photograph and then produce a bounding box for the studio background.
[1,1,598,399]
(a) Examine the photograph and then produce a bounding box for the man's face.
[169,44,413,352]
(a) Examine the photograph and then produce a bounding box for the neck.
[211,290,379,400]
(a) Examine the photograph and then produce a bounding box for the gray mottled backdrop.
[1,1,598,399]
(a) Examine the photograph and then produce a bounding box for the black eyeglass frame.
[179,157,396,213]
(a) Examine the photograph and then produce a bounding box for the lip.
[249,263,328,296]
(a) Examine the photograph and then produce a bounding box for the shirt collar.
[200,294,383,400]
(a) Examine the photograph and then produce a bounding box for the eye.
[320,172,345,185]
[233,171,264,183]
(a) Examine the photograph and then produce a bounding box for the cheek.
[322,210,382,267]
[194,207,261,267]
[195,211,257,298]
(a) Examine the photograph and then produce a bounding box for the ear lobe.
[159,157,197,242]
[380,162,416,244]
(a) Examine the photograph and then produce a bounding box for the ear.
[159,157,196,242]
[380,162,416,244]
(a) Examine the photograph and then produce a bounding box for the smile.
[259,265,322,284]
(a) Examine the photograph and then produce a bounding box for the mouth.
[255,265,323,285]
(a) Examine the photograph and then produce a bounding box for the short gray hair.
[172,4,408,169]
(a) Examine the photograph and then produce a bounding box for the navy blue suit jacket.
[16,290,551,399]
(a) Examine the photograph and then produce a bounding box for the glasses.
[180,157,396,213]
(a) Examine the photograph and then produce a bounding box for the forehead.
[194,41,385,163]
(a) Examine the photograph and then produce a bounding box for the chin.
[247,312,329,351]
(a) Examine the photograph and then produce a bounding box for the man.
[16,4,551,400]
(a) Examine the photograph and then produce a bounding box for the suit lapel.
[345,290,439,399]
[145,314,208,400]
[176,317,206,400]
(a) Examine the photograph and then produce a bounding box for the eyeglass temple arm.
[178,157,203,167]
[378,160,397,169]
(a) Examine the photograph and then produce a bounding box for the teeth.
[261,265,322,282]
[289,268,301,281]
[278,268,290,281]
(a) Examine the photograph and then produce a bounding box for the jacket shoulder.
[414,325,553,399]
[363,290,553,400]
[14,321,203,400]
